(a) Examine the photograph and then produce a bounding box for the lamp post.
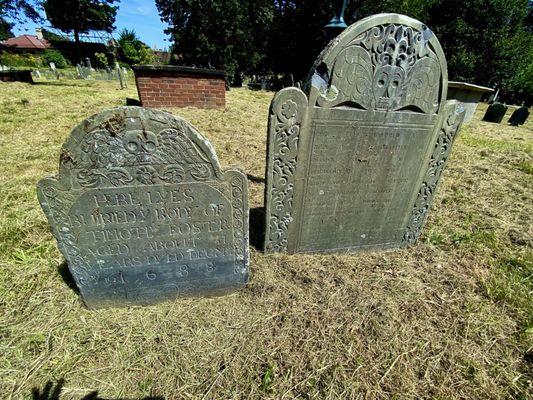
[325,0,348,30]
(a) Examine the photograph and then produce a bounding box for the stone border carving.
[230,173,248,274]
[264,88,308,253]
[403,101,465,244]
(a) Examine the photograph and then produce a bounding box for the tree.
[155,0,274,81]
[156,0,532,100]
[0,0,42,23]
[0,18,14,40]
[117,28,155,65]
[0,0,43,41]
[43,0,119,61]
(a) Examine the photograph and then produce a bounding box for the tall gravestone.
[38,107,249,307]
[482,102,508,123]
[264,13,465,253]
[508,106,529,126]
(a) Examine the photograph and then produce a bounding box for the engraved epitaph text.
[38,107,249,307]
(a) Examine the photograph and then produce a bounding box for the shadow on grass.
[250,207,265,251]
[33,82,88,88]
[58,261,79,294]
[246,174,265,184]
[31,379,164,400]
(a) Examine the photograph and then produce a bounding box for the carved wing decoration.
[157,128,211,164]
[316,46,373,109]
[80,130,126,168]
[401,56,440,113]
[312,23,444,114]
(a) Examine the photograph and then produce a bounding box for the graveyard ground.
[0,80,531,399]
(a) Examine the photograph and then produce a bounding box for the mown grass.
[0,80,532,399]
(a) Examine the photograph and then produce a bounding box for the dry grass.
[0,80,531,399]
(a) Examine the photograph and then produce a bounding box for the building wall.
[133,66,225,109]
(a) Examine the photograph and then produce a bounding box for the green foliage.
[94,52,109,68]
[0,52,40,68]
[156,0,532,100]
[43,0,119,55]
[156,0,274,80]
[0,18,14,40]
[42,49,68,68]
[117,28,154,65]
[485,253,533,332]
[0,0,42,23]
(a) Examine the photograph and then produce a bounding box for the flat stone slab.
[264,13,465,254]
[38,107,248,308]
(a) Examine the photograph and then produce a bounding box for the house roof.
[1,35,51,50]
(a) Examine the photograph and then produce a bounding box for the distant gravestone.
[37,107,249,307]
[482,102,508,123]
[508,106,529,126]
[264,13,465,253]
[116,62,127,89]
[49,62,60,80]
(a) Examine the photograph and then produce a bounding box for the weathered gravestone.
[508,106,529,126]
[37,107,249,307]
[482,102,508,123]
[264,13,465,253]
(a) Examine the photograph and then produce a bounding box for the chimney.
[36,28,43,40]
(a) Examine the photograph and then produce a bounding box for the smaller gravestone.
[508,106,529,126]
[37,107,249,308]
[49,62,60,80]
[34,70,41,78]
[116,62,127,89]
[76,64,83,78]
[84,57,93,70]
[482,102,508,123]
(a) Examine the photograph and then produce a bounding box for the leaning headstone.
[116,62,127,89]
[482,102,508,123]
[508,106,529,126]
[49,62,60,80]
[264,13,465,253]
[37,107,249,308]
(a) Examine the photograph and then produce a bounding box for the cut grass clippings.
[0,80,532,399]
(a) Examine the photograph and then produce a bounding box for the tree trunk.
[74,30,81,64]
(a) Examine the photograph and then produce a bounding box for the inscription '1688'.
[38,107,249,308]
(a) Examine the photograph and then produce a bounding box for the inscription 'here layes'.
[93,187,193,208]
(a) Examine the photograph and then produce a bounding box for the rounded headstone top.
[307,13,448,114]
[58,106,222,189]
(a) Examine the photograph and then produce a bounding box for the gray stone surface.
[482,102,508,123]
[447,81,493,122]
[508,106,529,126]
[264,13,465,254]
[38,107,249,308]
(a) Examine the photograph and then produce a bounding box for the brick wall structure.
[132,65,226,109]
